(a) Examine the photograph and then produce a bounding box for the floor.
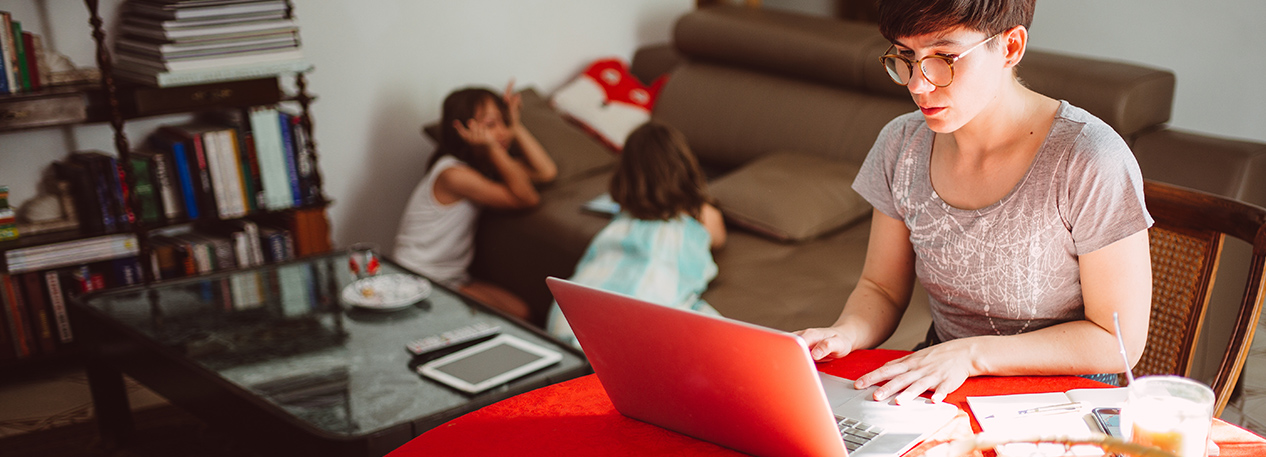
[0,362,267,457]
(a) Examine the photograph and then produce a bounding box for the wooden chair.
[1134,179,1266,416]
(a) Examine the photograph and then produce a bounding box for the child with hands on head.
[547,121,726,348]
[394,82,557,320]
[796,0,1153,405]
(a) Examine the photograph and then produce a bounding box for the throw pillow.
[421,88,616,185]
[708,150,871,242]
[551,58,667,151]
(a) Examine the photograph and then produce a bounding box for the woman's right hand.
[794,327,858,362]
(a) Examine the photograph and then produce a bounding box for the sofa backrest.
[649,6,1177,171]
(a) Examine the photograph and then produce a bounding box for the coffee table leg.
[85,359,135,449]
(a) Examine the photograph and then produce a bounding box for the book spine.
[249,107,292,210]
[114,59,311,88]
[169,141,201,219]
[0,274,18,359]
[2,274,33,358]
[77,155,117,231]
[190,133,219,219]
[290,114,318,205]
[202,130,233,219]
[20,272,56,354]
[0,19,8,95]
[11,21,27,92]
[109,257,143,287]
[150,151,183,220]
[53,161,105,233]
[43,270,73,344]
[277,111,302,207]
[0,13,19,94]
[214,130,247,218]
[128,156,160,223]
[223,129,252,215]
[21,31,38,91]
[105,155,136,229]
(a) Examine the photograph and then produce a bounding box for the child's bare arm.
[699,203,726,249]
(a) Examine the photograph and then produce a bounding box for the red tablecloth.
[389,349,1266,456]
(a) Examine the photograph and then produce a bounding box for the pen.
[981,401,1088,420]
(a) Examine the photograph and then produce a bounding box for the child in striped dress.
[547,121,726,348]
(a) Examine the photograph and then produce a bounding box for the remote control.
[406,322,502,356]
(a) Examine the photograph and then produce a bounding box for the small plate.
[341,274,433,311]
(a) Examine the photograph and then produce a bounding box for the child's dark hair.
[610,121,712,221]
[430,87,510,178]
[877,0,1034,44]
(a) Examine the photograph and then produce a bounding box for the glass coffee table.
[69,251,590,457]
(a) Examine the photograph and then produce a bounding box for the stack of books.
[112,0,310,87]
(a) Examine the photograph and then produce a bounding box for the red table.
[388,349,1266,456]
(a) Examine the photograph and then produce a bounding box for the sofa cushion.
[654,62,914,171]
[422,88,616,186]
[551,58,665,150]
[709,150,870,242]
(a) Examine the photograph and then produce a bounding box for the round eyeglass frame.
[878,33,1000,88]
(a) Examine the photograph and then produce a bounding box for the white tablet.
[417,334,563,394]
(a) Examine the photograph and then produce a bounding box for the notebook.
[546,277,959,457]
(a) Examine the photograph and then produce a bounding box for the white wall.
[3,0,1264,250]
[0,0,692,250]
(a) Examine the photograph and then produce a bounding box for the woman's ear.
[1002,25,1028,69]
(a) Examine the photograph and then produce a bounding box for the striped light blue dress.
[547,212,719,348]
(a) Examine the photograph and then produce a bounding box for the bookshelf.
[0,0,332,367]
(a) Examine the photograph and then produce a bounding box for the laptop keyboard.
[836,415,884,452]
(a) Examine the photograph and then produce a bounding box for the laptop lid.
[548,277,849,457]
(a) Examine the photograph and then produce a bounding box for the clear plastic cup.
[1122,375,1215,457]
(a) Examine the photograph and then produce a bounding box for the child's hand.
[453,119,498,150]
[503,79,522,128]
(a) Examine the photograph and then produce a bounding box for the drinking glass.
[1121,375,1215,457]
[347,242,380,280]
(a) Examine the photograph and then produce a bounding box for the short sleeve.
[1062,123,1154,255]
[852,114,917,220]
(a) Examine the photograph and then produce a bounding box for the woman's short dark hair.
[877,0,1035,42]
[431,87,510,178]
[610,121,712,221]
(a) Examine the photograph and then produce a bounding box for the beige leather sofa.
[463,6,1266,355]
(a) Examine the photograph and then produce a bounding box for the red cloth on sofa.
[388,349,1265,457]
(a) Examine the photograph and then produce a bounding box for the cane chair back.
[1134,180,1266,416]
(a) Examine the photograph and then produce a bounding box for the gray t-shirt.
[852,101,1153,341]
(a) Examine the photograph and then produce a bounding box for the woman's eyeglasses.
[879,33,1000,88]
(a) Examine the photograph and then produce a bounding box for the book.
[0,15,7,95]
[277,111,303,207]
[69,151,131,231]
[0,12,19,94]
[205,107,263,211]
[1,273,33,358]
[19,272,57,355]
[288,113,320,205]
[122,9,288,30]
[126,0,290,21]
[158,137,201,220]
[4,233,140,274]
[131,149,184,221]
[28,31,48,88]
[127,153,163,224]
[43,269,73,344]
[0,185,17,241]
[21,31,39,91]
[11,20,27,92]
[108,257,145,287]
[216,128,250,217]
[249,106,292,210]
[0,288,14,359]
[111,58,311,88]
[116,34,297,60]
[115,46,302,72]
[967,388,1128,455]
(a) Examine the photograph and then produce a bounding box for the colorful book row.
[0,258,145,360]
[0,11,49,96]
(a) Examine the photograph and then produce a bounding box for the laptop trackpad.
[853,433,920,456]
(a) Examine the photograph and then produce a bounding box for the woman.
[797,0,1153,405]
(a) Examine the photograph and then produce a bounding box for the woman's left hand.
[854,338,980,404]
[503,79,522,128]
